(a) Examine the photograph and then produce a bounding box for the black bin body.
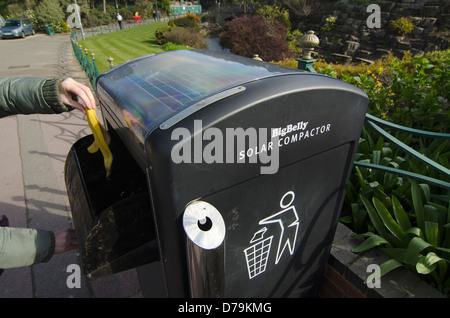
[64,50,368,297]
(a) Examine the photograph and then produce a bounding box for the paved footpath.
[0,33,141,297]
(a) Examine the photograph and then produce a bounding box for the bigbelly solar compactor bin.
[64,50,368,297]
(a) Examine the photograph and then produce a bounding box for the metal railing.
[70,34,101,89]
[357,114,450,189]
[70,15,178,42]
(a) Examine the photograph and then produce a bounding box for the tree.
[155,0,170,12]
[279,0,313,16]
[34,0,65,28]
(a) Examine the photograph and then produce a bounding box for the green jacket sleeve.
[0,227,55,269]
[0,77,73,118]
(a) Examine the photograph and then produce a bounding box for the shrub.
[270,57,299,68]
[168,19,176,28]
[391,17,414,35]
[186,12,200,24]
[33,0,65,30]
[5,3,24,17]
[155,25,174,45]
[165,28,209,49]
[83,9,112,27]
[220,15,292,62]
[339,53,449,132]
[425,49,450,69]
[287,29,303,57]
[273,53,394,78]
[314,53,395,78]
[256,4,291,29]
[53,19,71,33]
[119,7,133,20]
[172,16,198,29]
[105,5,118,20]
[312,51,450,133]
[163,42,194,51]
[386,55,449,132]
[255,4,302,57]
[60,19,71,33]
[321,15,337,32]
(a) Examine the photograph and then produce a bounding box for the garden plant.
[321,51,450,295]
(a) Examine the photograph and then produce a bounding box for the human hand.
[54,228,78,254]
[59,77,96,112]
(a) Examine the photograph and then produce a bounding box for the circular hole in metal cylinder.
[197,217,213,232]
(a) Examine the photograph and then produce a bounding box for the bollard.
[90,52,101,89]
[108,56,114,68]
[252,54,263,61]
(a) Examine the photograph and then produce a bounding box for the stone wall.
[317,0,449,64]
[203,3,256,26]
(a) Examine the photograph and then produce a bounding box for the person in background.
[0,76,96,271]
[117,12,123,30]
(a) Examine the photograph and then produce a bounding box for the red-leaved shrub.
[220,15,292,62]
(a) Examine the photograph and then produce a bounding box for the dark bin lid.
[96,50,300,143]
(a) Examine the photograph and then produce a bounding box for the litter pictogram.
[243,228,273,279]
[244,191,300,279]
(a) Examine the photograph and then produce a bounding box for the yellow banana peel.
[85,107,113,179]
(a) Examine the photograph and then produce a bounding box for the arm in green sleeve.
[0,227,55,269]
[0,77,73,118]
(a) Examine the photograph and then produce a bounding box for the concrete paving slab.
[0,116,33,298]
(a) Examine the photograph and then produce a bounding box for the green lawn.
[79,21,168,73]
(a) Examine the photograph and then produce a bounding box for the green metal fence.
[357,114,450,189]
[170,5,202,15]
[70,33,101,90]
